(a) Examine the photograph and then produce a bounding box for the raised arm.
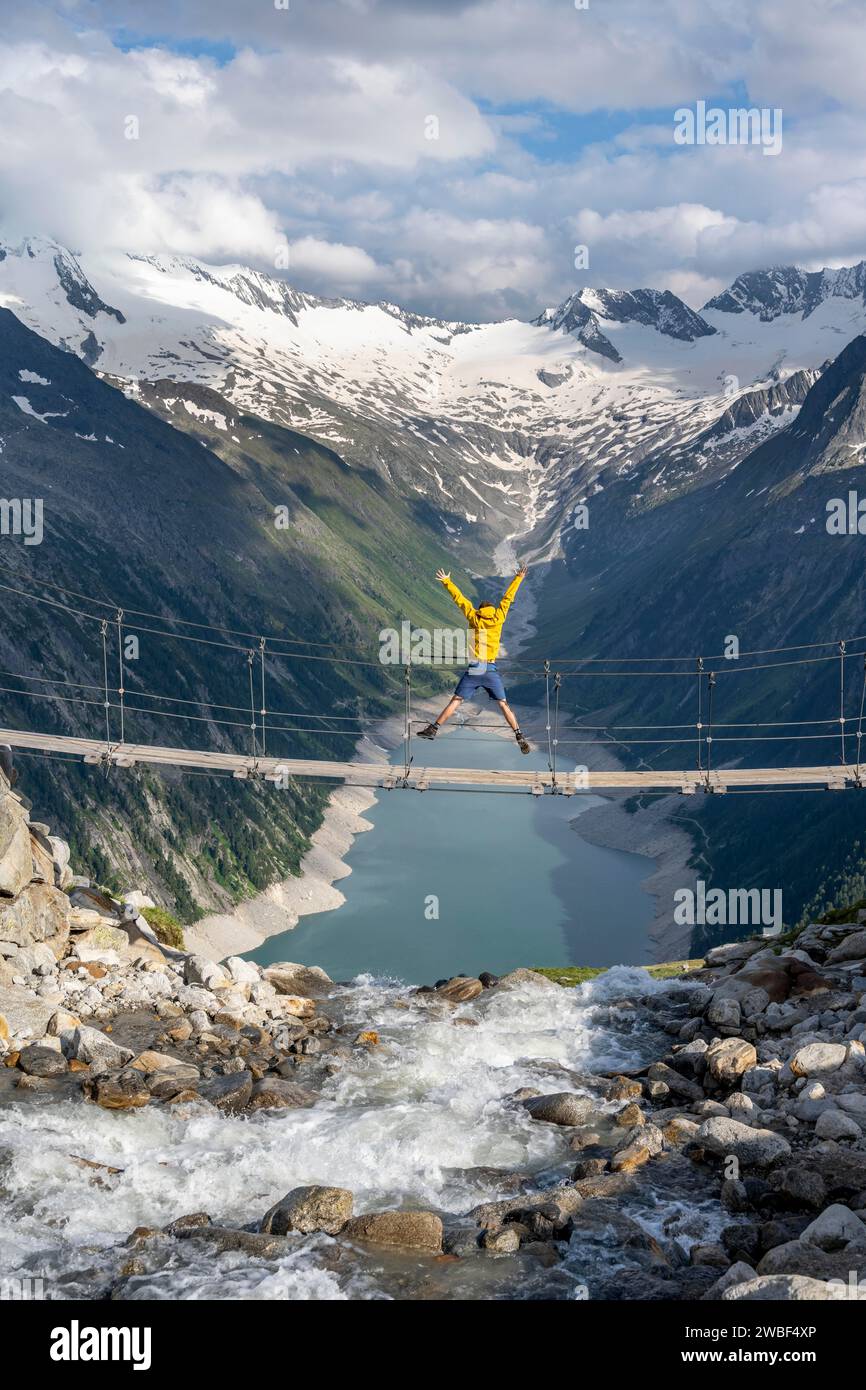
[436,568,477,623]
[496,564,528,621]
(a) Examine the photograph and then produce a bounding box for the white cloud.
[287,236,383,287]
[1,3,866,319]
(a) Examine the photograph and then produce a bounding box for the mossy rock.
[141,906,185,950]
[818,897,866,926]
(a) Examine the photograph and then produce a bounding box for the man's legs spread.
[497,699,530,754]
[434,695,463,728]
[496,699,519,732]
[417,695,462,738]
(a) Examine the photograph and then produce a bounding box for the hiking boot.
[417,723,439,740]
[515,731,530,755]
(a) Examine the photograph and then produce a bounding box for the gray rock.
[522,1092,594,1126]
[0,986,55,1041]
[482,1225,520,1253]
[790,1042,847,1076]
[836,1092,866,1122]
[198,1071,253,1113]
[17,1042,68,1077]
[494,968,558,992]
[827,931,866,964]
[147,1069,200,1100]
[61,1024,134,1072]
[48,836,71,888]
[467,1184,584,1231]
[84,1068,151,1110]
[801,1204,866,1252]
[706,997,742,1029]
[442,1225,482,1255]
[176,1226,287,1257]
[261,1185,353,1236]
[720,1178,750,1212]
[727,1093,757,1124]
[0,883,70,955]
[184,955,229,990]
[741,1065,778,1094]
[814,1109,862,1141]
[705,941,764,966]
[247,1077,317,1110]
[163,1212,211,1236]
[0,798,33,898]
[756,1240,866,1282]
[722,1274,865,1300]
[697,1116,791,1168]
[612,1124,664,1172]
[14,943,57,976]
[647,1062,704,1101]
[769,1165,828,1210]
[342,1210,443,1252]
[701,1260,756,1299]
[223,955,260,985]
[262,962,333,998]
[693,1099,729,1118]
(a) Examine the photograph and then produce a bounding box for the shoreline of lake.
[183,696,440,962]
[187,692,692,968]
[187,559,696,966]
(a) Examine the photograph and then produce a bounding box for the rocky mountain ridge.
[5,235,866,558]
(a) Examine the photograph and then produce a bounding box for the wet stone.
[198,1070,253,1113]
[17,1043,68,1077]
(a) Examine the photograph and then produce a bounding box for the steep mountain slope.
[0,307,453,917]
[530,335,866,942]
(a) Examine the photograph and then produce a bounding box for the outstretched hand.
[516,563,528,579]
[436,568,451,582]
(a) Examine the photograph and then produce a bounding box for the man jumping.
[417,564,531,753]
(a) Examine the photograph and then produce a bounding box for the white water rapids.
[0,968,721,1300]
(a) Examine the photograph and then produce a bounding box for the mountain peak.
[0,234,125,330]
[124,252,473,337]
[533,285,715,363]
[704,261,866,322]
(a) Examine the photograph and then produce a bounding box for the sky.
[1,0,865,321]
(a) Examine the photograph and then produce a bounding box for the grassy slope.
[532,961,704,986]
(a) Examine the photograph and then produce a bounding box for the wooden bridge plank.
[0,728,861,793]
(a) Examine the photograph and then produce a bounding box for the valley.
[4,236,866,952]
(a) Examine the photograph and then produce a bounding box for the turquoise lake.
[249,723,657,983]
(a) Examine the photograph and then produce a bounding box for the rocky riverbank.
[4,760,866,1301]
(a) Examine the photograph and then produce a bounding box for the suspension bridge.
[2,567,866,797]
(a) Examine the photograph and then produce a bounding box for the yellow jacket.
[439,573,524,663]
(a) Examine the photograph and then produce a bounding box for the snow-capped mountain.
[6,234,866,926]
[704,263,866,323]
[3,235,866,564]
[533,287,716,362]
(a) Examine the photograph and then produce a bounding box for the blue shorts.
[453,664,507,702]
